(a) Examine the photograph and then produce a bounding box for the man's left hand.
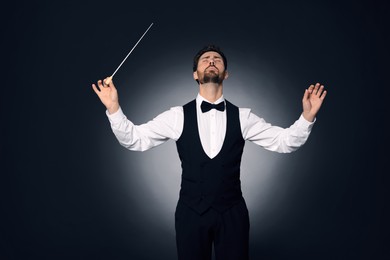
[302,83,327,122]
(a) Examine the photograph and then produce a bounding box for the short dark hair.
[193,45,228,72]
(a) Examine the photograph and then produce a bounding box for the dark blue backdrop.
[1,0,388,259]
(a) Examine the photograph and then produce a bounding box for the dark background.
[1,0,388,259]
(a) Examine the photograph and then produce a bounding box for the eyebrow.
[200,55,222,60]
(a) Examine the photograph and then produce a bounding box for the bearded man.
[92,45,327,260]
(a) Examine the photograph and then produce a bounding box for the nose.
[209,60,215,66]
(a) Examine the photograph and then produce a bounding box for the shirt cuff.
[297,114,316,129]
[106,107,126,124]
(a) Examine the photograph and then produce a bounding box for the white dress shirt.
[106,94,314,159]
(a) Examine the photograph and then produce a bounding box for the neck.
[199,83,223,103]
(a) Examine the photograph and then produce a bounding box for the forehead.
[199,51,223,59]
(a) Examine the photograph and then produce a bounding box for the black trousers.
[175,199,250,260]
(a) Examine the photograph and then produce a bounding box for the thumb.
[103,76,113,87]
[107,77,117,90]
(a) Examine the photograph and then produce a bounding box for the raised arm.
[92,77,183,151]
[241,83,327,153]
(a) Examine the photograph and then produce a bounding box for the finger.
[97,80,105,89]
[316,85,325,96]
[308,84,314,93]
[104,76,113,87]
[92,84,100,95]
[105,77,118,91]
[103,77,110,87]
[108,78,116,90]
[320,90,327,100]
[302,88,309,101]
[314,83,320,95]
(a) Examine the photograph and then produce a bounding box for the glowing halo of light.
[111,49,300,238]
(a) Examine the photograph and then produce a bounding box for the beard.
[200,66,224,84]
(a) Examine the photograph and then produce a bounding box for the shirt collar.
[196,93,225,106]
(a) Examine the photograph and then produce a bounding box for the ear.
[193,71,198,80]
[224,70,229,80]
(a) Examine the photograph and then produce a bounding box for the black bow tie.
[201,101,225,113]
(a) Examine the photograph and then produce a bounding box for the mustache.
[205,65,219,71]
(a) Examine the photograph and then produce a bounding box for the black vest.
[176,100,245,214]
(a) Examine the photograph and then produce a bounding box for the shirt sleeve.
[240,108,315,153]
[106,106,183,151]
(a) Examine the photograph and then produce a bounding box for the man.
[92,45,327,260]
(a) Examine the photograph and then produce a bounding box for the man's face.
[193,51,228,84]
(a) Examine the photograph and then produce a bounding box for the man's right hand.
[92,77,120,114]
